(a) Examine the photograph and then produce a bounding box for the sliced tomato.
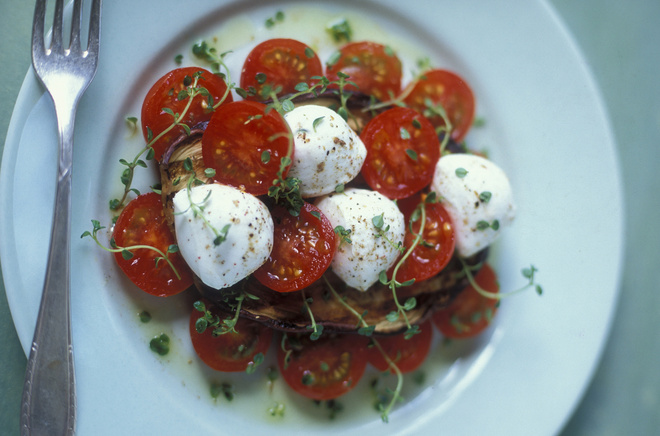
[201,100,292,196]
[367,321,433,374]
[360,107,440,199]
[277,333,368,401]
[403,69,475,143]
[141,67,232,161]
[325,41,402,101]
[392,193,456,283]
[112,192,193,297]
[189,302,273,372]
[253,203,336,293]
[240,38,323,101]
[432,263,499,339]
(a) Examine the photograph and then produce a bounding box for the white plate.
[0,0,623,434]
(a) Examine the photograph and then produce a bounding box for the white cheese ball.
[431,153,516,257]
[315,188,405,291]
[172,183,273,290]
[284,105,366,197]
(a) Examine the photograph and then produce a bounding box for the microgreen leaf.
[326,50,341,67]
[379,270,388,285]
[312,116,324,132]
[326,18,353,43]
[372,213,385,229]
[403,297,417,310]
[281,100,295,112]
[246,352,265,374]
[385,311,399,322]
[405,149,418,161]
[455,167,468,178]
[149,334,170,356]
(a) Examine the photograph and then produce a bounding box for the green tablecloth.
[2,1,659,434]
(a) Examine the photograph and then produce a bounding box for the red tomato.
[403,69,475,143]
[360,107,440,199]
[189,303,273,372]
[112,192,193,297]
[432,264,499,339]
[240,38,323,101]
[141,67,232,161]
[277,333,368,401]
[392,193,456,283]
[325,41,402,101]
[367,321,433,374]
[253,203,336,293]
[201,100,292,196]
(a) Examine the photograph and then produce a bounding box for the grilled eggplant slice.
[195,251,486,336]
[159,121,209,234]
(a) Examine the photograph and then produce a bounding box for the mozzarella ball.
[284,105,366,197]
[172,183,273,289]
[431,153,516,257]
[315,188,405,291]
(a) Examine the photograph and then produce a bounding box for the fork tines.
[32,0,101,56]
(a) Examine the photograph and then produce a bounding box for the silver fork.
[21,0,101,434]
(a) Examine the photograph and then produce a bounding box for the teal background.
[1,1,658,434]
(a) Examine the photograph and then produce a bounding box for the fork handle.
[21,98,77,436]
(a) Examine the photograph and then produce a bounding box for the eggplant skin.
[195,250,487,336]
[158,122,209,234]
[158,97,485,336]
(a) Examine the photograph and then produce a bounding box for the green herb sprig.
[111,71,217,211]
[265,11,285,29]
[191,40,235,108]
[81,220,182,280]
[175,158,231,246]
[334,225,353,248]
[326,17,352,43]
[302,292,323,340]
[460,259,544,299]
[376,194,440,338]
[323,275,403,423]
[210,382,234,402]
[193,297,244,336]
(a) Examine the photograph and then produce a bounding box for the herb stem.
[113,74,203,211]
[383,202,428,332]
[323,275,403,422]
[302,290,322,340]
[180,169,230,247]
[82,221,182,280]
[458,258,542,299]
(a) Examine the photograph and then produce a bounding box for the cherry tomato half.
[325,41,402,101]
[392,193,456,284]
[240,38,323,101]
[277,333,368,401]
[432,263,500,339]
[367,321,433,374]
[141,67,232,161]
[253,203,336,293]
[202,100,292,196]
[190,302,273,372]
[403,69,475,143]
[360,107,440,199]
[112,192,193,297]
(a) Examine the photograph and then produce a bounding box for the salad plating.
[83,12,542,423]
